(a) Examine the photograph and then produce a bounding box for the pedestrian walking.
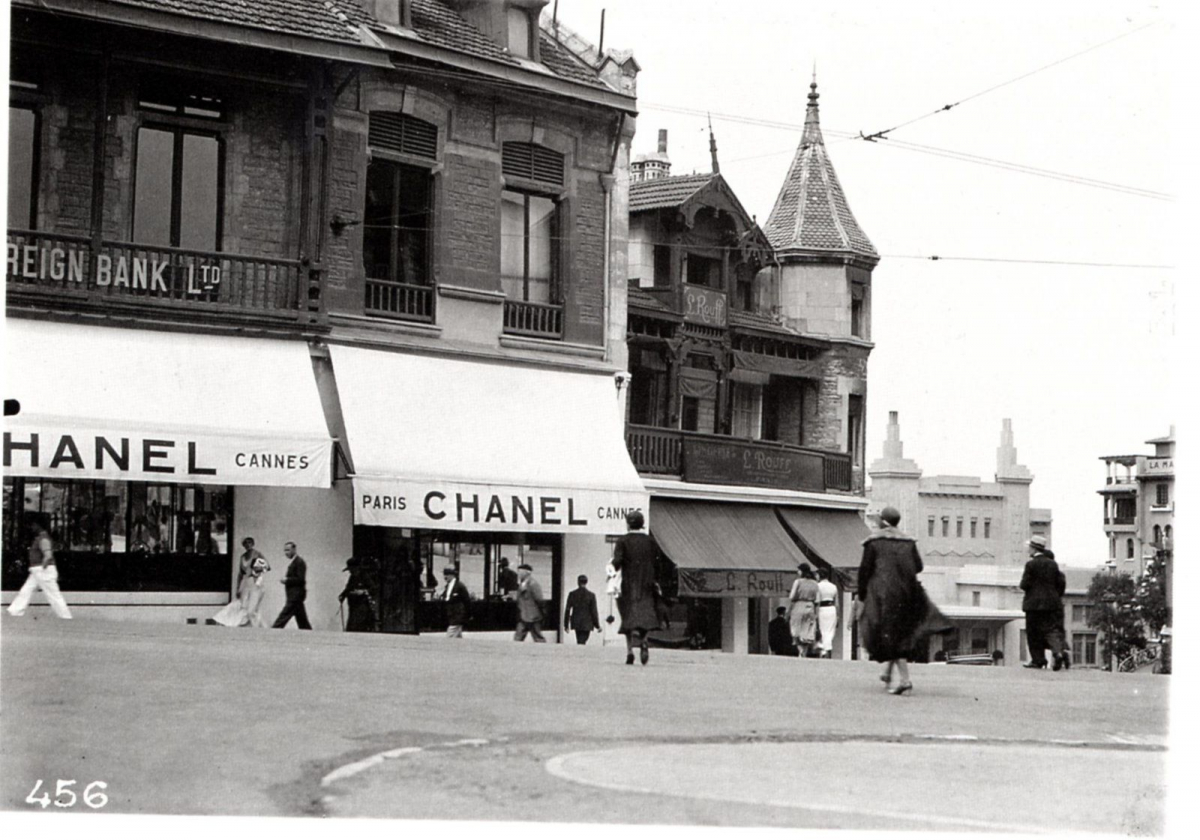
[856,506,949,695]
[440,565,470,638]
[513,563,546,642]
[564,575,601,645]
[338,558,377,632]
[788,564,820,657]
[1021,535,1066,670]
[7,516,72,619]
[272,541,312,630]
[611,510,660,665]
[768,606,799,656]
[213,537,270,627]
[816,567,839,658]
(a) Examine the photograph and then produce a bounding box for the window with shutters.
[500,143,565,335]
[362,113,438,321]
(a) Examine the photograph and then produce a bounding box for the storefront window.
[2,477,231,592]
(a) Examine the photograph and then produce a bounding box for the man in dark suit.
[440,565,470,638]
[564,575,601,645]
[272,541,312,630]
[513,563,546,642]
[768,606,799,656]
[1020,535,1064,669]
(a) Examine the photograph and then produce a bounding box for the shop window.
[685,253,721,288]
[7,106,39,229]
[1155,483,1169,506]
[363,160,433,286]
[1,477,231,593]
[133,127,222,250]
[730,382,763,440]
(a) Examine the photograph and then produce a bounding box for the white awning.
[3,319,333,487]
[329,345,648,535]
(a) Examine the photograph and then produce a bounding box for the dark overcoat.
[1020,553,1063,612]
[857,527,947,662]
[443,578,471,626]
[611,531,661,635]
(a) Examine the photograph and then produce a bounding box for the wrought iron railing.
[364,277,434,322]
[7,229,319,321]
[503,299,563,338]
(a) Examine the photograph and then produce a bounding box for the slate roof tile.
[629,173,716,213]
[105,0,364,44]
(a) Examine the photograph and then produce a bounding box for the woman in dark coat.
[611,509,660,665]
[338,558,377,632]
[857,506,948,694]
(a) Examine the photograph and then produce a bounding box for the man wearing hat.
[564,574,601,645]
[513,563,546,642]
[440,565,471,638]
[1020,534,1066,670]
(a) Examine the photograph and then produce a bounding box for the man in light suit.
[564,575,601,645]
[514,563,546,642]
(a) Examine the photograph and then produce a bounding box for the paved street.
[0,617,1170,833]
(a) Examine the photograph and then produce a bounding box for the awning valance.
[3,319,333,487]
[651,498,808,598]
[776,506,871,588]
[731,350,821,379]
[329,346,648,535]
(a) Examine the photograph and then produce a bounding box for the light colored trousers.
[7,566,73,619]
[818,605,837,654]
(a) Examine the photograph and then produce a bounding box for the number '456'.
[25,779,108,809]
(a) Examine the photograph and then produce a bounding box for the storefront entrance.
[352,527,562,635]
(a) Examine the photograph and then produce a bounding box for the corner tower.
[765,77,878,488]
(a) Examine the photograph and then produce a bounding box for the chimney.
[657,129,668,155]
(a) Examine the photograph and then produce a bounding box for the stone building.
[867,412,1047,568]
[3,0,646,635]
[616,79,877,657]
[1098,427,1174,578]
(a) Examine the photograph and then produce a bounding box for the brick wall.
[805,344,869,453]
[565,177,605,344]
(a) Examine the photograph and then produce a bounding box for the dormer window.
[507,7,534,59]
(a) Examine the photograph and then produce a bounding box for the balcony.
[626,424,853,494]
[503,299,563,339]
[7,229,322,327]
[1105,516,1136,527]
[365,277,434,322]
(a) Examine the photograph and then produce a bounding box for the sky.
[557,0,1180,568]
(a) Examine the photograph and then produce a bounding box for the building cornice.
[642,478,867,510]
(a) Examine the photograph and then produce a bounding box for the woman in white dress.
[212,537,270,627]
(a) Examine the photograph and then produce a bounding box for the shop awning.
[328,345,648,535]
[776,506,871,588]
[651,498,808,598]
[3,319,333,487]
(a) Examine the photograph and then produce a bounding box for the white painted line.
[545,751,1058,835]
[321,738,491,788]
[380,746,424,759]
[321,754,384,786]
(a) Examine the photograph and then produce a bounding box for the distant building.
[867,412,1048,567]
[1098,427,1175,578]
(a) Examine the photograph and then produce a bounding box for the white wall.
[234,481,353,632]
[561,532,620,644]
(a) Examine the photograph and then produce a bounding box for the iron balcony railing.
[7,229,322,323]
[625,423,854,494]
[364,277,434,322]
[503,299,563,339]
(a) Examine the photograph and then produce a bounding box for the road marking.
[545,751,1057,834]
[320,738,492,788]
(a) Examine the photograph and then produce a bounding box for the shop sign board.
[677,567,794,598]
[354,477,648,536]
[682,286,727,328]
[7,240,223,295]
[3,423,331,487]
[682,437,824,491]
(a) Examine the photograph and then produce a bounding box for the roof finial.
[707,113,720,175]
[808,64,819,109]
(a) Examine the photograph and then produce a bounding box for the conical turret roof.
[764,79,878,263]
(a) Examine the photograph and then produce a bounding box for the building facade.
[1099,427,1174,579]
[615,80,877,657]
[3,0,646,636]
[867,412,1046,568]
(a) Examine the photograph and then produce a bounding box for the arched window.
[1126,538,1135,559]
